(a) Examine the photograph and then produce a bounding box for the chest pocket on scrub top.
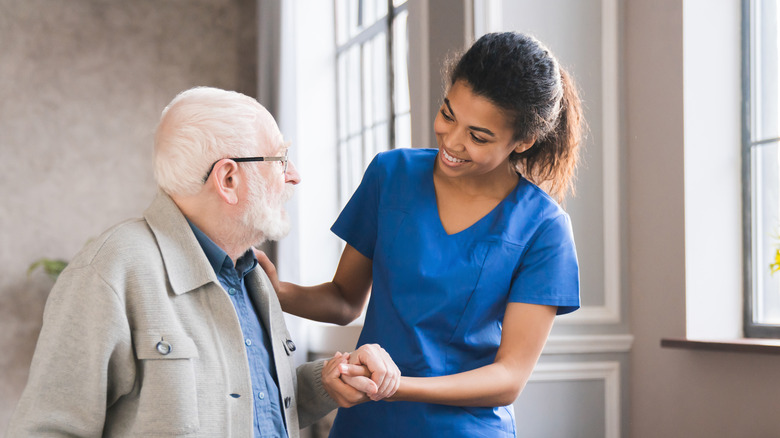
[133,329,200,435]
[445,240,524,374]
[385,218,492,346]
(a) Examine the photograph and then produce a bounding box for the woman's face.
[433,80,532,179]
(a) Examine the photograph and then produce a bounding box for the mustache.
[280,184,294,203]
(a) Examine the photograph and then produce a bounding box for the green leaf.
[27,258,68,281]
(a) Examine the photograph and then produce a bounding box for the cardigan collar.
[143,190,220,296]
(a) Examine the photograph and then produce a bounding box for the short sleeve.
[509,213,580,315]
[331,154,382,259]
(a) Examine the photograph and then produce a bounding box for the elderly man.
[7,87,398,437]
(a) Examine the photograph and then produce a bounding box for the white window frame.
[334,0,411,207]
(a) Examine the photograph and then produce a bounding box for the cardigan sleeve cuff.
[313,359,339,404]
[296,359,339,429]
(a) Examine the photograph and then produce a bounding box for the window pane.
[338,139,350,204]
[363,0,387,26]
[372,32,388,132]
[751,141,780,325]
[335,0,349,45]
[749,0,780,333]
[362,42,375,131]
[374,120,389,152]
[753,0,780,141]
[338,54,348,142]
[395,111,411,149]
[393,9,410,116]
[348,135,364,196]
[392,8,411,149]
[349,0,362,38]
[364,126,376,167]
[362,0,376,26]
[375,0,389,22]
[346,45,362,137]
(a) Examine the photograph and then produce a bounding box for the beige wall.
[626,0,780,436]
[0,0,256,430]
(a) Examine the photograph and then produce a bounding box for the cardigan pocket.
[133,330,200,436]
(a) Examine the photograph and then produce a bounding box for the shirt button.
[245,339,252,346]
[228,288,238,295]
[258,392,265,400]
[284,396,291,408]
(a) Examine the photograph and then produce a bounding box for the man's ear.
[211,160,240,205]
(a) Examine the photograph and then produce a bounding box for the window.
[335,0,411,206]
[744,0,780,337]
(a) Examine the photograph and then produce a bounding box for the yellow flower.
[771,249,780,275]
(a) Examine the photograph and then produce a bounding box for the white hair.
[153,86,280,196]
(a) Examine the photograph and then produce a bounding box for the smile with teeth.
[442,149,467,163]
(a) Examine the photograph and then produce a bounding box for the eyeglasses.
[202,149,288,183]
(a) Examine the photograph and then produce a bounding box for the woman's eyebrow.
[445,98,496,137]
[470,126,495,137]
[444,98,455,116]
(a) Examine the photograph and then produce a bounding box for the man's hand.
[321,352,376,408]
[344,344,401,401]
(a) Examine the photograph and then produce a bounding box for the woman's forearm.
[278,281,365,325]
[386,303,556,407]
[263,244,373,325]
[389,362,530,407]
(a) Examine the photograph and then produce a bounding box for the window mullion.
[386,0,396,150]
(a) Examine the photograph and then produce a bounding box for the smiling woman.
[261,31,585,438]
[443,32,584,203]
[432,81,536,234]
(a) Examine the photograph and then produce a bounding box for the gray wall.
[0,0,256,430]
[488,1,630,436]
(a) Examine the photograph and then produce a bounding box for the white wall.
[683,0,743,339]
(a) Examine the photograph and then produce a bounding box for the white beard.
[241,180,294,246]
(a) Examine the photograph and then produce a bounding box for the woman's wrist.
[385,376,417,402]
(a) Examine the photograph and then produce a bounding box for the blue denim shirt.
[188,221,288,438]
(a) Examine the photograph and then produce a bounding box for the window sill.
[661,337,780,355]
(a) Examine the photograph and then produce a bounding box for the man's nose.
[285,160,301,185]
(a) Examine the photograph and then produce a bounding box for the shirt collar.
[186,219,258,278]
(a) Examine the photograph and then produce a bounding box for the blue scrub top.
[328,148,580,438]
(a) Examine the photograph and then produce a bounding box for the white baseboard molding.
[543,334,634,355]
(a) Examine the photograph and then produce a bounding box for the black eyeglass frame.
[202,150,288,183]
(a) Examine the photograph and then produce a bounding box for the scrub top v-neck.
[328,148,580,438]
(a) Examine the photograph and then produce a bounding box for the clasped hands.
[322,343,401,408]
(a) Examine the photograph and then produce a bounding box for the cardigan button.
[285,339,296,352]
[156,340,172,355]
[284,396,291,408]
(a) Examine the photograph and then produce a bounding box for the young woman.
[262,32,583,437]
